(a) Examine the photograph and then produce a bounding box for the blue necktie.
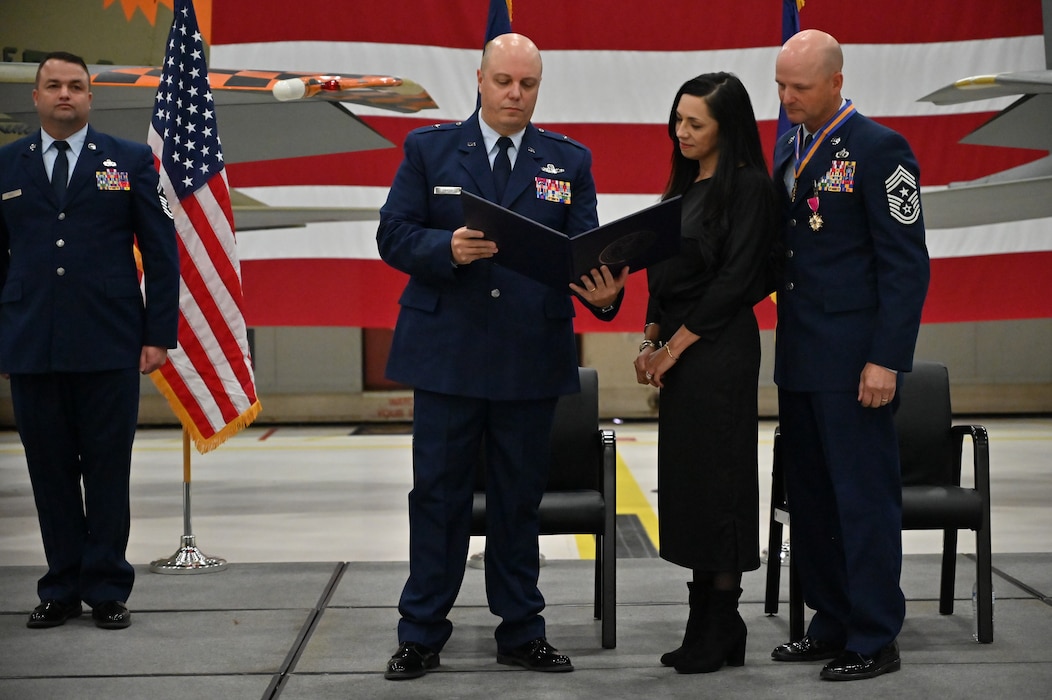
[493,136,513,198]
[52,140,70,203]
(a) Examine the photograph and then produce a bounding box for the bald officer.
[769,30,930,681]
[377,33,626,680]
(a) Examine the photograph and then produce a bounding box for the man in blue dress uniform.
[376,33,626,680]
[0,52,179,631]
[769,30,930,680]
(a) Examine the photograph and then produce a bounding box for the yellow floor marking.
[575,451,659,558]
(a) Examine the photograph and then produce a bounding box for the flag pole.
[149,427,228,574]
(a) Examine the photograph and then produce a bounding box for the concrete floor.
[1,417,1050,698]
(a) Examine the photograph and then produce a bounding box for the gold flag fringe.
[149,370,262,454]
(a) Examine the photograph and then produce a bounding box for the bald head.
[775,29,845,132]
[478,33,543,135]
[481,33,542,73]
[781,30,843,77]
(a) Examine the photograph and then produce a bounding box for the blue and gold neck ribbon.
[792,99,856,200]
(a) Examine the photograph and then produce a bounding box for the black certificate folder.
[460,190,682,289]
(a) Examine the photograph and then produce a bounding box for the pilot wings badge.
[540,164,565,174]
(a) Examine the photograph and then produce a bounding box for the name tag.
[2,189,22,200]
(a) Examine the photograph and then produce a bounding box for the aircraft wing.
[919,70,1052,228]
[919,70,1052,105]
[0,63,439,163]
[229,189,379,231]
[232,205,378,231]
[922,156,1052,228]
[232,189,380,230]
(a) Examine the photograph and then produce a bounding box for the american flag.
[148,0,260,453]
[214,0,1051,329]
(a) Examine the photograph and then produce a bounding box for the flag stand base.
[150,535,228,574]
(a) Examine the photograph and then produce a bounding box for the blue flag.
[777,0,803,138]
[478,1,513,108]
[485,0,513,46]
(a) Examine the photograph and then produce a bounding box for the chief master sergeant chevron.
[769,30,930,681]
[376,33,627,680]
[0,51,179,632]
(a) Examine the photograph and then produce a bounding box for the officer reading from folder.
[376,33,626,680]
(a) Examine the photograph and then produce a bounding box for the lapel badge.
[30,143,37,151]
[467,141,477,147]
[830,137,841,146]
[541,164,565,174]
[87,142,97,150]
[835,149,849,159]
[103,159,117,167]
[527,147,536,154]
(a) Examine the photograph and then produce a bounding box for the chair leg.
[939,529,958,615]
[765,519,784,615]
[593,535,602,620]
[975,527,994,643]
[789,557,804,641]
[601,532,617,649]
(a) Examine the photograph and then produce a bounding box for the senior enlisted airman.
[769,29,930,681]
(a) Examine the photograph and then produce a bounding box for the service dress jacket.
[377,113,609,401]
[0,126,179,374]
[772,112,930,392]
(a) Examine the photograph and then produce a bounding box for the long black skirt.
[656,305,761,572]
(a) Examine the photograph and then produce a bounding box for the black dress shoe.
[497,637,574,672]
[92,601,131,629]
[771,635,843,662]
[384,642,440,680]
[820,641,900,681]
[27,600,83,629]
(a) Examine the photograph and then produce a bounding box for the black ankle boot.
[660,581,709,667]
[674,587,746,674]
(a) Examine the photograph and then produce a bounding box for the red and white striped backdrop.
[210,0,1051,332]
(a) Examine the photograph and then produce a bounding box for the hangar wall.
[11,316,1034,428]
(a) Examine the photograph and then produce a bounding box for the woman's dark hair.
[661,72,769,230]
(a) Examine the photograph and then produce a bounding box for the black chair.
[763,360,993,643]
[470,367,617,648]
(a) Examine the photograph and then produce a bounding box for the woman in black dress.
[635,73,778,674]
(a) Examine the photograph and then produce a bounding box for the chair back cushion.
[546,367,601,490]
[474,367,600,491]
[895,360,955,486]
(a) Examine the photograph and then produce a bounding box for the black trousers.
[11,369,140,606]
[777,388,905,656]
[397,389,557,652]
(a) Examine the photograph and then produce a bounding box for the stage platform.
[1,418,1051,698]
[1,556,1051,699]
